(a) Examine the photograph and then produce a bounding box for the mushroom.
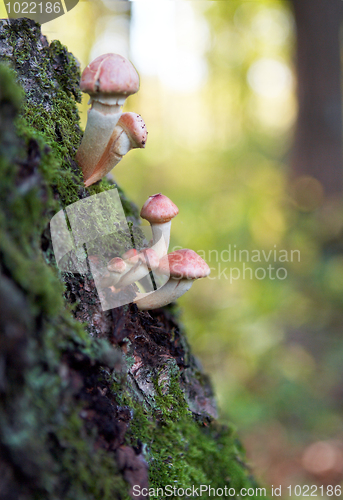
[100,248,159,290]
[98,257,127,288]
[83,112,147,187]
[107,256,127,274]
[121,248,139,261]
[75,53,140,185]
[134,249,210,310]
[106,256,127,286]
[140,194,179,259]
[116,247,159,288]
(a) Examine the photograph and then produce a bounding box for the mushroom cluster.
[76,53,210,310]
[98,193,210,310]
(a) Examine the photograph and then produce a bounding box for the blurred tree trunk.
[290,0,343,203]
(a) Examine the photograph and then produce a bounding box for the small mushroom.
[84,112,147,187]
[76,53,140,184]
[99,256,128,288]
[116,247,159,288]
[107,256,127,274]
[97,257,127,288]
[134,249,210,310]
[140,194,179,259]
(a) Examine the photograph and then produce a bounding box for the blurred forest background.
[2,0,343,495]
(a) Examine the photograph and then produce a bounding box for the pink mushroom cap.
[118,113,147,148]
[140,194,179,224]
[140,248,159,270]
[123,248,159,270]
[158,249,210,280]
[107,257,127,273]
[80,53,140,96]
[122,249,138,261]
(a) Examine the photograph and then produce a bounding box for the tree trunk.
[0,19,258,500]
[290,0,343,206]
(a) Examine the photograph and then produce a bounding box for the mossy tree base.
[0,18,260,500]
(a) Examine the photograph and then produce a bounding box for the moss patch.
[111,370,259,500]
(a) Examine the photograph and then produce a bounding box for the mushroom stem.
[116,261,151,288]
[83,112,147,187]
[76,104,123,182]
[150,221,171,259]
[134,278,193,310]
[116,248,158,288]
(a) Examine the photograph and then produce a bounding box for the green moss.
[111,367,260,500]
[0,58,131,499]
[0,63,23,107]
[48,40,82,101]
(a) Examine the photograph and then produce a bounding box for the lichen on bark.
[0,18,262,500]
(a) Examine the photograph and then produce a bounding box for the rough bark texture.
[0,19,259,500]
[290,0,343,201]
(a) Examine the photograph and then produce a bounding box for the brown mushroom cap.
[118,113,147,148]
[140,194,179,224]
[158,249,210,280]
[80,53,140,96]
